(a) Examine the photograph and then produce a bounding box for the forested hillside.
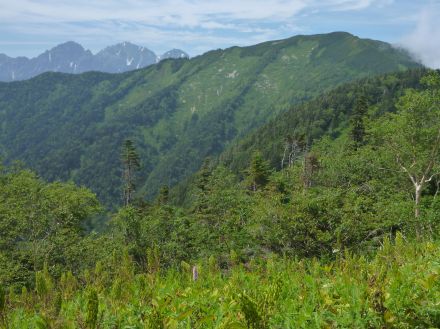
[172,68,428,204]
[0,32,420,206]
[0,70,439,328]
[219,69,428,174]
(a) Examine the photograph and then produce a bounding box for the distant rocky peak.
[99,42,151,56]
[0,53,10,62]
[0,41,189,81]
[160,49,189,61]
[49,42,88,58]
[52,41,85,52]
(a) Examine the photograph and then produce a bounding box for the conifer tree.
[196,157,213,191]
[121,139,140,206]
[247,152,271,191]
[350,95,368,149]
[191,157,214,214]
[157,185,169,205]
[302,153,320,188]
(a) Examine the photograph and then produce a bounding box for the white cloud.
[400,4,440,69]
[308,0,393,11]
[0,0,395,56]
[0,0,391,26]
[0,0,308,25]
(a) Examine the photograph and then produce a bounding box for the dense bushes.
[2,237,439,328]
[0,165,104,288]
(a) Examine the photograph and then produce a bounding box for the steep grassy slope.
[0,32,420,206]
[170,68,429,205]
[217,68,429,175]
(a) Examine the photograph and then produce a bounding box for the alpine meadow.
[0,2,440,328]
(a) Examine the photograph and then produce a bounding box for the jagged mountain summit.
[159,49,190,61]
[0,42,189,81]
[94,42,158,73]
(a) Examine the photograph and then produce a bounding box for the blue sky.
[0,0,439,67]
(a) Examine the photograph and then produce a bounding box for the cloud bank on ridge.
[400,5,440,69]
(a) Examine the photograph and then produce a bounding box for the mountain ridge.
[0,32,422,206]
[0,41,189,81]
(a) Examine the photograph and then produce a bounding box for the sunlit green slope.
[0,32,420,205]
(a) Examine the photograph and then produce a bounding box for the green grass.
[2,235,439,328]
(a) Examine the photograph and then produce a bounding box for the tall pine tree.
[350,95,368,149]
[121,139,140,206]
[246,152,271,192]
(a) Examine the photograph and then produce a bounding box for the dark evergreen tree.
[302,153,320,188]
[157,185,170,205]
[246,152,271,191]
[191,157,214,214]
[350,95,368,148]
[195,157,214,191]
[121,139,140,206]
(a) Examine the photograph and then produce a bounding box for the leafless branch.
[426,171,440,183]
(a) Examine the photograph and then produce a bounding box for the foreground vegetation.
[1,237,439,328]
[0,69,439,327]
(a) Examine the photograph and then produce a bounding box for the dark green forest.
[0,64,439,327]
[0,32,420,207]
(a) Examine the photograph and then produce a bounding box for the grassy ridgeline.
[3,236,439,328]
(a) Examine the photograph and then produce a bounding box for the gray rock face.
[159,49,189,61]
[0,42,188,81]
[94,42,158,73]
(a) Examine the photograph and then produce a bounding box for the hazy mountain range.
[0,32,421,206]
[0,41,189,81]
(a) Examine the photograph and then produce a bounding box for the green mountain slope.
[171,68,429,204]
[218,68,429,174]
[0,32,420,206]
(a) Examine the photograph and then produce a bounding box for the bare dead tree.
[396,127,440,219]
[281,134,307,170]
